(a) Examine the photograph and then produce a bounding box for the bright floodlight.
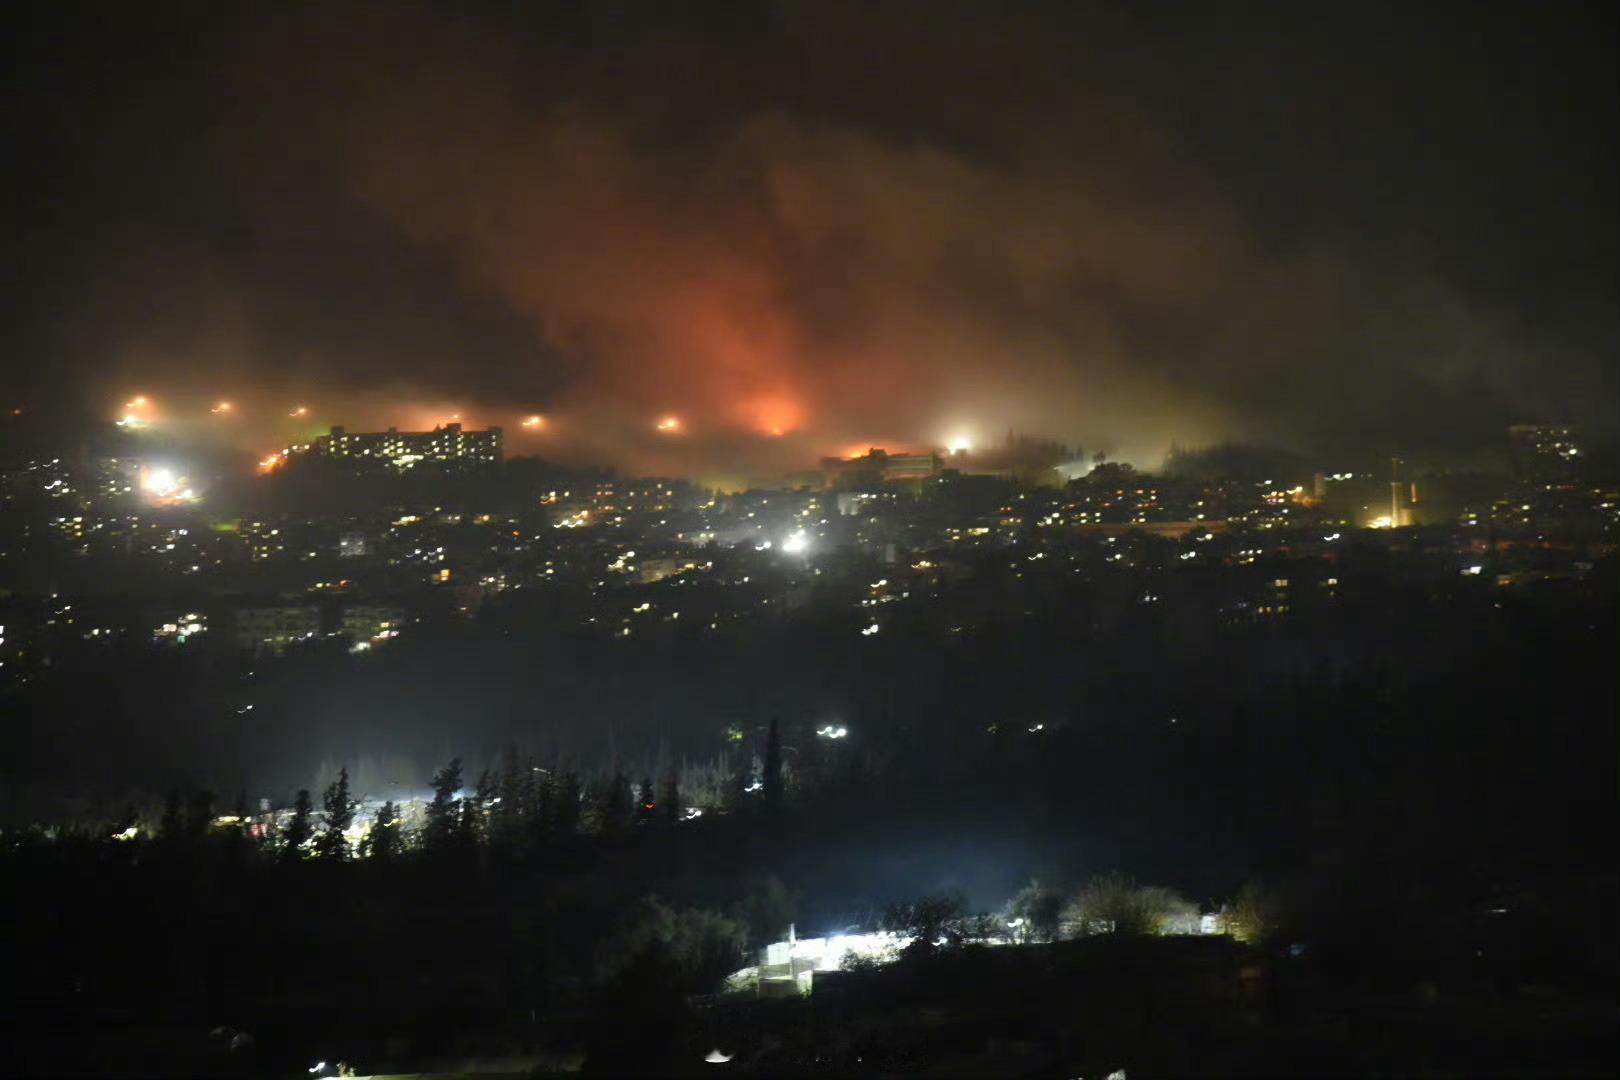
[142,467,179,497]
[521,415,544,429]
[781,529,809,554]
[947,435,972,454]
[289,405,309,418]
[656,415,682,433]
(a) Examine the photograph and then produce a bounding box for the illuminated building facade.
[311,423,503,469]
[234,606,321,654]
[339,605,405,650]
[819,448,942,489]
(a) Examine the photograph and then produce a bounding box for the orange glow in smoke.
[212,401,234,414]
[838,443,884,460]
[116,394,155,428]
[521,415,544,429]
[655,416,682,433]
[258,452,286,474]
[736,393,805,437]
[289,405,309,418]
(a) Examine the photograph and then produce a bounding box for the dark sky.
[5,1,1615,472]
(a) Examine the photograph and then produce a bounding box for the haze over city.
[8,2,1615,478]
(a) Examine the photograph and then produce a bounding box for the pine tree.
[725,751,754,812]
[661,768,682,825]
[763,716,783,813]
[496,746,526,846]
[556,772,582,835]
[465,767,497,845]
[160,790,185,840]
[425,758,463,853]
[529,766,552,845]
[283,789,314,861]
[186,789,217,840]
[316,767,357,860]
[222,792,251,864]
[636,774,657,825]
[366,800,398,861]
[600,771,631,834]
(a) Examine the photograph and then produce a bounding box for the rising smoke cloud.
[14,2,1615,474]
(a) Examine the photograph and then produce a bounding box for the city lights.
[153,613,206,643]
[8,8,1617,1078]
[117,395,154,429]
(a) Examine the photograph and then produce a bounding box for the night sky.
[5,1,1615,473]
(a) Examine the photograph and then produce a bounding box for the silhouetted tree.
[724,751,754,812]
[660,769,682,825]
[882,892,969,952]
[185,789,216,840]
[465,767,497,844]
[528,766,553,844]
[496,746,526,846]
[584,941,691,1075]
[283,789,313,861]
[365,800,398,861]
[316,767,357,860]
[1062,872,1195,936]
[597,897,749,993]
[424,758,463,853]
[555,772,582,834]
[599,771,631,834]
[636,774,657,825]
[159,790,184,840]
[1224,879,1279,943]
[1006,879,1065,942]
[731,875,798,948]
[222,792,251,864]
[763,716,783,812]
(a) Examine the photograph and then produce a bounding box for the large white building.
[310,423,502,469]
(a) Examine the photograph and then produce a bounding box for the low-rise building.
[234,605,322,654]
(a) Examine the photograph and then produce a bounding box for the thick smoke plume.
[12,3,1615,474]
